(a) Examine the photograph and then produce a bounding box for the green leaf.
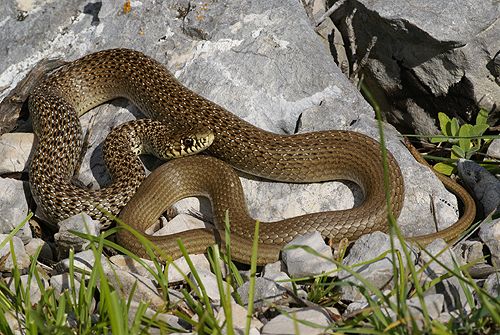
[476,108,489,125]
[450,118,460,136]
[438,113,451,135]
[470,124,489,137]
[452,145,466,158]
[459,124,472,150]
[465,145,480,159]
[434,162,455,176]
[430,136,444,144]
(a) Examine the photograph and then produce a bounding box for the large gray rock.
[189,269,233,304]
[54,213,100,255]
[419,239,468,312]
[106,268,166,310]
[0,234,31,270]
[163,254,214,283]
[0,177,31,241]
[50,272,92,309]
[479,218,500,268]
[237,272,292,308]
[0,0,468,257]
[487,140,500,161]
[483,272,500,298]
[458,159,500,217]
[345,293,445,330]
[0,133,33,174]
[215,302,263,335]
[261,307,332,335]
[109,254,159,282]
[6,274,46,305]
[330,0,499,133]
[24,237,53,261]
[338,232,417,302]
[127,301,191,332]
[282,231,336,278]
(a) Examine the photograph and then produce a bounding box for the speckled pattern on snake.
[28,48,475,264]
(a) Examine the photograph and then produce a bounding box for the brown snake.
[29,48,475,264]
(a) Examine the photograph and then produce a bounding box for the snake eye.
[183,138,195,148]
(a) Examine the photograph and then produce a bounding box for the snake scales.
[29,48,475,264]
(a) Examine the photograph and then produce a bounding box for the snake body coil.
[29,49,473,264]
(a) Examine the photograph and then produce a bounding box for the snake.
[28,48,476,265]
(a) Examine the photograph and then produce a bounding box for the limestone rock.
[338,232,416,302]
[54,213,100,255]
[0,178,31,242]
[0,133,33,174]
[457,159,500,217]
[261,307,332,335]
[282,231,336,278]
[0,234,31,270]
[479,218,500,267]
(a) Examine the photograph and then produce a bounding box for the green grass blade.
[244,220,260,335]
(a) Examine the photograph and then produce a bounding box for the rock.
[487,139,500,160]
[24,237,53,261]
[479,218,500,267]
[262,261,282,278]
[106,268,166,310]
[0,234,31,271]
[4,309,26,335]
[166,254,212,283]
[54,213,100,255]
[436,311,453,323]
[419,239,468,312]
[453,240,491,278]
[237,272,292,308]
[457,159,500,217]
[338,232,416,301]
[0,133,33,174]
[344,299,371,316]
[56,249,100,274]
[329,0,499,132]
[406,293,444,323]
[6,274,46,305]
[454,240,485,266]
[0,178,31,242]
[56,251,164,309]
[128,301,191,331]
[394,294,445,327]
[189,269,233,304]
[109,254,158,282]
[168,289,185,306]
[421,239,464,276]
[215,302,263,334]
[170,197,214,223]
[467,264,499,280]
[346,293,444,329]
[483,272,500,297]
[50,272,90,308]
[0,0,464,250]
[154,213,213,236]
[261,307,332,335]
[282,231,336,277]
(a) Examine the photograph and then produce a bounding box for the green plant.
[430,110,490,175]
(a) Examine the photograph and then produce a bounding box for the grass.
[0,211,498,334]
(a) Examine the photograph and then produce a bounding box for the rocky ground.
[0,0,499,334]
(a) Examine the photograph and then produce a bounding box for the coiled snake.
[29,49,475,264]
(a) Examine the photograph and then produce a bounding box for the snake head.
[155,124,215,159]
